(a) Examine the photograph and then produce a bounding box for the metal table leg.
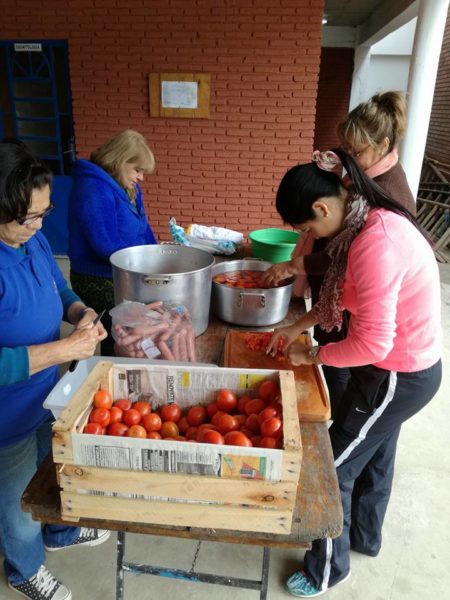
[116,533,271,599]
[116,530,125,600]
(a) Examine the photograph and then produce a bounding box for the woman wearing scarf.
[264,92,415,416]
[267,148,441,597]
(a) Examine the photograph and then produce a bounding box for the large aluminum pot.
[211,259,293,326]
[110,244,214,335]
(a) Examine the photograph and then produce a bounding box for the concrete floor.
[1,258,449,600]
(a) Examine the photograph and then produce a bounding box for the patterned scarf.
[311,193,370,331]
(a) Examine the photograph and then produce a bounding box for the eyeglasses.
[17,202,55,226]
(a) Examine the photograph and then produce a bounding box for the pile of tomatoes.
[83,379,284,449]
[213,270,268,289]
[244,332,286,360]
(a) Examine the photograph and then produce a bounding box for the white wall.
[366,55,411,96]
[349,19,417,104]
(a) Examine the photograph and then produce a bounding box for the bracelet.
[308,345,322,364]
[78,306,96,322]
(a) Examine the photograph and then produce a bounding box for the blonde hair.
[90,130,155,179]
[337,91,407,152]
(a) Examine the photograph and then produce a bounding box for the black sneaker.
[8,565,71,600]
[45,527,110,551]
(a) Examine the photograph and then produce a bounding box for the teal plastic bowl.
[249,228,300,263]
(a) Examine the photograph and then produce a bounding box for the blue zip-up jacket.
[0,232,80,447]
[68,159,157,278]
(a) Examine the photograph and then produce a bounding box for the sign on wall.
[149,73,210,118]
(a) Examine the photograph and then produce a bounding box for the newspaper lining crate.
[51,360,302,534]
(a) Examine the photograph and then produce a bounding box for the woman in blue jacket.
[0,140,109,600]
[68,130,157,356]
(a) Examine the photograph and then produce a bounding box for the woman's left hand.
[76,309,107,339]
[286,341,315,366]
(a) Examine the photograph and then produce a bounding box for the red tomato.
[245,413,261,433]
[258,380,279,403]
[211,410,227,426]
[114,399,132,412]
[241,427,256,439]
[260,417,283,438]
[187,405,207,427]
[197,423,219,433]
[258,407,278,426]
[123,408,142,427]
[244,398,265,416]
[202,430,225,445]
[206,402,219,419]
[224,431,253,447]
[185,426,198,440]
[233,414,247,429]
[107,422,128,437]
[216,389,237,413]
[197,425,219,442]
[89,407,111,427]
[160,421,179,438]
[251,435,262,447]
[267,400,283,417]
[237,395,252,413]
[147,431,162,439]
[133,401,151,417]
[109,406,123,424]
[260,436,278,449]
[160,403,182,423]
[93,389,113,409]
[84,422,103,435]
[126,425,147,438]
[177,416,190,434]
[142,412,162,433]
[216,414,239,435]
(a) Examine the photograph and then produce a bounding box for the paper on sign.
[161,81,198,109]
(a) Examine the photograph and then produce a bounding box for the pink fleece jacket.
[320,209,442,372]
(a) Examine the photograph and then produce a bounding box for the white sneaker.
[45,527,110,551]
[8,565,72,600]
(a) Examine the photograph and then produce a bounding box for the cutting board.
[223,331,330,422]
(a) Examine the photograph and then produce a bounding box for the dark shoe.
[8,565,71,600]
[45,527,110,551]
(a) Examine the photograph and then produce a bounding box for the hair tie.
[312,150,342,175]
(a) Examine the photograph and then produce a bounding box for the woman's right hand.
[262,261,293,288]
[266,324,302,357]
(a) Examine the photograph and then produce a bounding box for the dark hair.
[0,139,52,224]
[276,148,419,231]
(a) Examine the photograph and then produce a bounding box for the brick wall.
[314,47,354,152]
[425,9,450,178]
[2,0,323,241]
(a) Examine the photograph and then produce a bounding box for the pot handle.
[143,276,172,286]
[237,292,265,308]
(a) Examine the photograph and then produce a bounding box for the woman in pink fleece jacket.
[268,148,442,598]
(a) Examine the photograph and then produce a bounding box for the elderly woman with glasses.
[0,139,110,600]
[263,91,416,417]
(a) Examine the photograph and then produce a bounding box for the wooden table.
[22,301,342,599]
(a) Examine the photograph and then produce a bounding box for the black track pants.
[304,360,442,592]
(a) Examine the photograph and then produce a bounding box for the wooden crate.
[52,361,302,534]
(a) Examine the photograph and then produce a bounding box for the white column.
[400,0,450,199]
[349,45,372,109]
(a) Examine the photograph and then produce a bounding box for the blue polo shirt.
[0,232,80,446]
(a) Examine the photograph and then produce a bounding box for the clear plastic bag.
[110,300,197,362]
